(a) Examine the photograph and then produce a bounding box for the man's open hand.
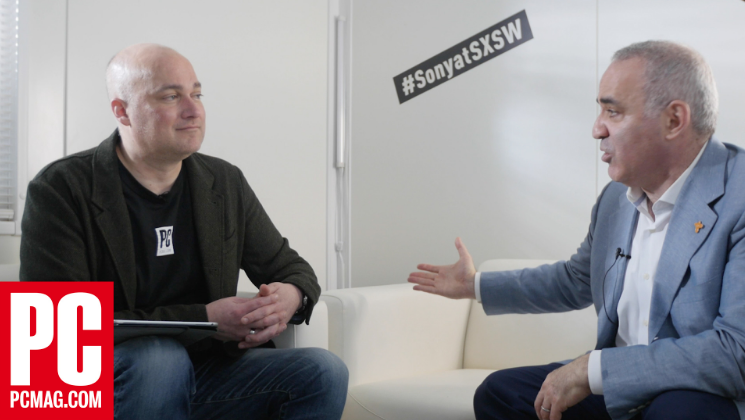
[534,353,592,420]
[408,237,477,300]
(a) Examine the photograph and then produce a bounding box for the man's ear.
[663,100,691,140]
[111,98,131,126]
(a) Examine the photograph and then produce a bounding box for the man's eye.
[194,93,204,100]
[607,109,618,116]
[165,94,178,100]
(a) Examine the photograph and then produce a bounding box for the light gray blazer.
[480,138,745,420]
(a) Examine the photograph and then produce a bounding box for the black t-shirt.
[118,160,208,313]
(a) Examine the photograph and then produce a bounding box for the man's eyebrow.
[597,97,618,105]
[155,82,201,92]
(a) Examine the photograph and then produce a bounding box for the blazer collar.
[91,130,138,308]
[647,138,728,342]
[596,192,638,349]
[184,155,225,302]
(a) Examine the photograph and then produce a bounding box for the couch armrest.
[322,284,472,387]
[235,291,328,350]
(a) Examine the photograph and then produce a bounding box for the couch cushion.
[343,369,493,420]
[464,304,597,369]
[464,259,597,369]
[323,284,472,387]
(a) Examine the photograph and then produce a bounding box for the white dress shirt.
[475,141,708,395]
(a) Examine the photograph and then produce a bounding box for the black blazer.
[20,130,320,324]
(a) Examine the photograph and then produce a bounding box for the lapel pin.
[694,221,704,233]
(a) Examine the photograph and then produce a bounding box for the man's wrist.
[289,284,306,312]
[288,284,308,325]
[296,291,308,313]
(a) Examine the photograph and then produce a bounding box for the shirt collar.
[626,140,708,208]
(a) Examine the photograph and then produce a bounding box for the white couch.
[322,259,598,420]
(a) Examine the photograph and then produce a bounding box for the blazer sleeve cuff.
[588,349,604,395]
[474,272,482,302]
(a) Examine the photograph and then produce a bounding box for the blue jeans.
[114,336,349,420]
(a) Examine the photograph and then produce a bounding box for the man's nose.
[592,115,608,140]
[181,96,204,120]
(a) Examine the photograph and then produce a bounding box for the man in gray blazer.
[410,41,744,420]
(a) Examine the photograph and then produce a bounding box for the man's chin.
[179,134,204,155]
[607,167,624,184]
[169,141,202,162]
[608,173,633,188]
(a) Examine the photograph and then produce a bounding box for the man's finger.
[412,285,439,295]
[408,272,436,282]
[416,263,441,273]
[257,283,282,297]
[534,391,544,419]
[408,277,435,287]
[550,405,563,420]
[241,302,279,325]
[409,271,436,279]
[245,312,282,329]
[237,294,277,314]
[535,390,554,420]
[455,237,471,260]
[257,284,271,297]
[548,400,565,420]
[239,323,287,349]
[241,325,275,348]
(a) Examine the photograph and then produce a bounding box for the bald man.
[20,44,348,420]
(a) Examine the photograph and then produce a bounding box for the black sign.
[393,10,533,104]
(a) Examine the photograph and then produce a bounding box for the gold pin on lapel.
[694,221,704,233]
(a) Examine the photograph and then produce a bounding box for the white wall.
[347,0,745,288]
[13,0,330,291]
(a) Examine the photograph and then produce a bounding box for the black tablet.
[114,320,218,346]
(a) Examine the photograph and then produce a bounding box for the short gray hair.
[613,40,718,138]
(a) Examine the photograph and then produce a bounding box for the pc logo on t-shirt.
[155,226,174,256]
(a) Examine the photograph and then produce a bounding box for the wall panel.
[349,0,598,287]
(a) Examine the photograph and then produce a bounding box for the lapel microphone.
[615,248,631,260]
[603,248,632,326]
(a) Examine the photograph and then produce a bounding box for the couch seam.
[460,299,473,369]
[348,391,388,420]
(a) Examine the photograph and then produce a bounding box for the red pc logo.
[0,282,113,420]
